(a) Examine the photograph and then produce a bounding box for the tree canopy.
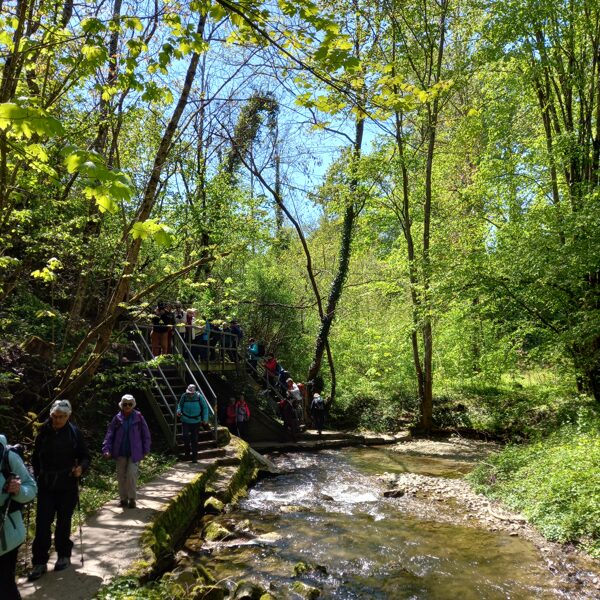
[1,0,599,432]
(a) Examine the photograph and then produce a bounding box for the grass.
[468,422,600,557]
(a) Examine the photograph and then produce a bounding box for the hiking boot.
[27,564,47,581]
[54,556,71,571]
[128,499,136,508]
[119,498,128,507]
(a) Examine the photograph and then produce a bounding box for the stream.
[189,446,597,599]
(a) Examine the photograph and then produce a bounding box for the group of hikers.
[250,347,328,438]
[149,301,243,362]
[147,302,328,437]
[1,372,327,599]
[0,395,151,598]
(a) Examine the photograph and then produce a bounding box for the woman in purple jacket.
[102,394,151,509]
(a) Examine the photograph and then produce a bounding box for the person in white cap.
[177,384,210,462]
[28,399,90,581]
[102,395,151,509]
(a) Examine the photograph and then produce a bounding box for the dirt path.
[380,436,600,598]
[17,456,222,600]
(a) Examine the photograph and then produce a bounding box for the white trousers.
[116,456,139,501]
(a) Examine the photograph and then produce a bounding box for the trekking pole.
[77,486,84,565]
[75,461,84,566]
[24,501,32,564]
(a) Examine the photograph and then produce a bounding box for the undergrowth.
[96,576,185,599]
[468,414,600,557]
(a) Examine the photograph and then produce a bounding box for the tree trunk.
[56,16,206,399]
[306,113,364,386]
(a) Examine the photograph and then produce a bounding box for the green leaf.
[0,103,63,138]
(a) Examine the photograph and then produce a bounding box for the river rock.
[192,584,227,600]
[166,566,197,587]
[383,489,405,498]
[280,505,306,513]
[292,581,321,599]
[203,521,232,541]
[234,519,253,533]
[204,496,225,514]
[294,561,328,576]
[233,580,267,599]
[256,531,282,544]
[184,533,204,553]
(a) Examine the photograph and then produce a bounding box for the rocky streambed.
[159,436,600,599]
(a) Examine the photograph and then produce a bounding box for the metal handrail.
[173,329,217,402]
[172,329,218,441]
[130,337,177,446]
[132,329,179,414]
[246,356,286,402]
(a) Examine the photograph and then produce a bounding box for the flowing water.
[194,447,586,599]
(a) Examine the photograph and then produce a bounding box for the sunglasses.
[122,402,134,407]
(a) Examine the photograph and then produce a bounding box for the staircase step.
[175,440,218,451]
[176,447,227,462]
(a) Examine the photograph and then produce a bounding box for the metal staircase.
[130,325,220,454]
[129,322,297,447]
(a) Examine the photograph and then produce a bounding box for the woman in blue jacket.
[1,434,37,599]
[177,384,210,463]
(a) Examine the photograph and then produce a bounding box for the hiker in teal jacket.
[177,384,210,463]
[1,434,37,599]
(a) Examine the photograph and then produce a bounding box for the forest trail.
[17,458,215,599]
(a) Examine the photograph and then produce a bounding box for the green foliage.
[96,577,185,600]
[0,103,63,138]
[446,377,588,439]
[469,419,600,556]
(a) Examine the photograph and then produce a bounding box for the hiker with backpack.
[310,392,327,435]
[102,394,151,508]
[279,395,298,441]
[246,338,260,372]
[177,385,210,463]
[1,434,37,599]
[28,399,90,581]
[235,394,251,440]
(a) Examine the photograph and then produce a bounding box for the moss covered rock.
[204,496,225,514]
[192,584,227,600]
[234,580,267,599]
[292,581,321,599]
[203,521,232,542]
[294,561,328,577]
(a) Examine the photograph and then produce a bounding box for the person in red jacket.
[235,394,251,439]
[264,352,278,389]
[225,397,237,434]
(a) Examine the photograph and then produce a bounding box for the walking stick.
[75,461,84,566]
